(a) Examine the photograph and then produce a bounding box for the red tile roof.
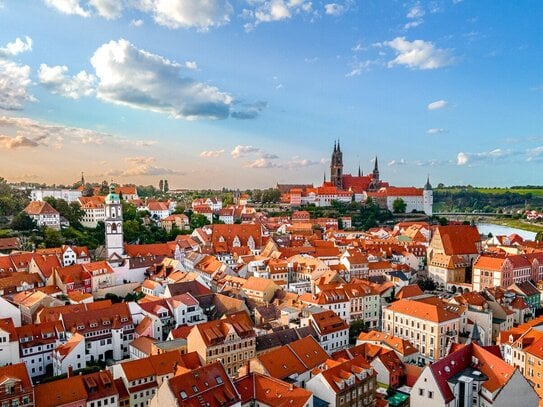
[385,297,462,323]
[435,225,481,255]
[24,201,59,215]
[235,373,312,407]
[35,376,87,407]
[166,361,240,406]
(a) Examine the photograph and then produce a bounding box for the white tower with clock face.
[105,184,124,260]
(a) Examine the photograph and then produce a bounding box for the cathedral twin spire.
[329,141,381,191]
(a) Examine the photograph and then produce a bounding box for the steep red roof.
[435,225,481,255]
[24,201,59,215]
[166,361,240,406]
[235,373,312,407]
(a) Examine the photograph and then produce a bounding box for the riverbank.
[483,218,543,234]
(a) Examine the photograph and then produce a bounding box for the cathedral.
[279,141,433,215]
[329,140,383,192]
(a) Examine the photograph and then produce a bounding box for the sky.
[0,0,541,189]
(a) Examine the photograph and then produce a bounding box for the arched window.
[111,223,117,233]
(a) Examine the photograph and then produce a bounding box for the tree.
[349,320,369,345]
[99,180,109,195]
[11,212,36,231]
[123,220,141,244]
[43,227,64,248]
[163,180,169,193]
[392,198,407,214]
[159,180,164,192]
[536,231,543,243]
[190,213,210,229]
[44,198,84,229]
[82,185,94,197]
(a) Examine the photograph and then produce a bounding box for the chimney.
[67,365,73,377]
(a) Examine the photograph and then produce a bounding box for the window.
[428,391,434,399]
[418,388,424,396]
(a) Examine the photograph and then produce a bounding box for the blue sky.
[0,0,541,189]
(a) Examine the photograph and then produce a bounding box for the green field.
[436,187,543,197]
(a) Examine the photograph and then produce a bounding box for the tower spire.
[374,156,379,172]
[358,165,361,177]
[81,172,85,186]
[333,140,337,153]
[424,174,432,190]
[323,171,326,183]
[337,138,341,152]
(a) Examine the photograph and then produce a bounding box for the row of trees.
[434,188,539,212]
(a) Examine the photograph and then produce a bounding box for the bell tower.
[368,156,380,191]
[423,176,433,216]
[330,140,344,189]
[105,184,124,260]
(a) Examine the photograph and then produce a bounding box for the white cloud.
[456,152,468,165]
[0,37,34,111]
[88,0,123,19]
[185,61,198,70]
[200,149,224,158]
[427,99,448,110]
[244,0,312,30]
[44,0,91,17]
[243,157,320,169]
[526,146,543,161]
[0,60,33,110]
[38,64,96,99]
[407,4,425,19]
[244,158,275,168]
[0,115,155,149]
[345,60,375,77]
[0,134,38,149]
[384,37,455,70]
[0,36,34,110]
[427,128,445,135]
[122,156,182,176]
[231,145,261,158]
[388,158,408,166]
[0,36,32,57]
[325,3,345,16]
[137,0,233,30]
[231,144,278,159]
[90,39,234,120]
[456,149,512,166]
[351,42,366,52]
[404,19,423,29]
[130,18,143,26]
[45,0,232,30]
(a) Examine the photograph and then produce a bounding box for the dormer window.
[77,324,85,330]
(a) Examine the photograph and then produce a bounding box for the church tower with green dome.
[105,184,124,260]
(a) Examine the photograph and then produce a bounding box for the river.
[476,222,536,240]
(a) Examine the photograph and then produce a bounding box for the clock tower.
[105,184,124,260]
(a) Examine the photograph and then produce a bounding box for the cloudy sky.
[0,1,541,189]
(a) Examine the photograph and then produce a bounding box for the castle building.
[105,184,124,261]
[281,141,434,215]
